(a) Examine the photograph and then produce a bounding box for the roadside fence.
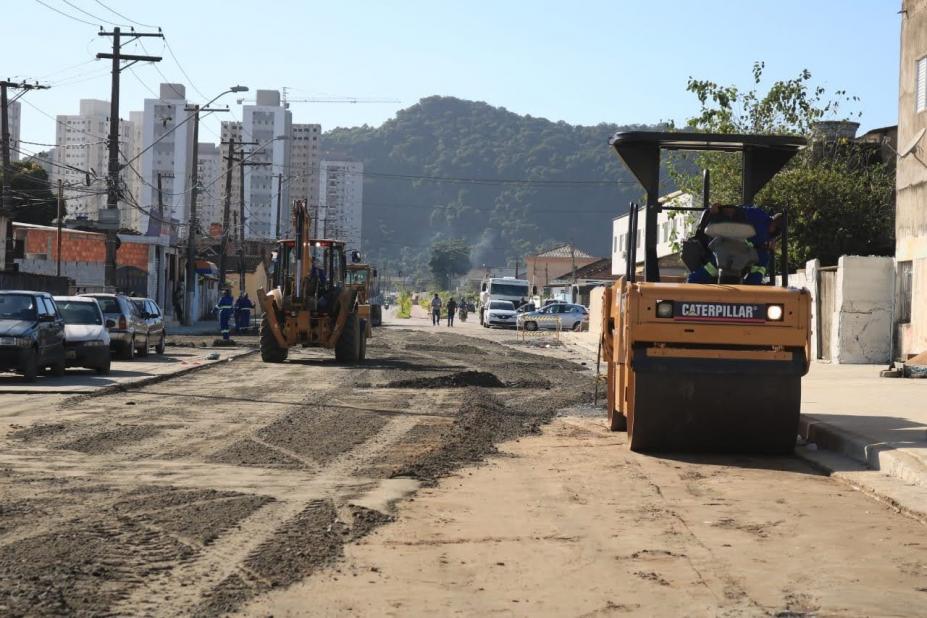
[516,315,562,342]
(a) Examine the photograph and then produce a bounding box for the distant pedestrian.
[431,293,442,326]
[234,292,254,334]
[216,289,234,340]
[446,298,457,327]
[172,285,183,323]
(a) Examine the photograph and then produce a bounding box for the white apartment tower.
[241,90,291,238]
[8,100,20,161]
[219,120,243,238]
[135,83,194,237]
[286,123,322,238]
[54,99,132,222]
[319,159,363,253]
[196,143,222,233]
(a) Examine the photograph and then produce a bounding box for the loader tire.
[260,316,288,363]
[608,408,627,432]
[335,312,360,363]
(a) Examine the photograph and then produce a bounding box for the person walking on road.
[216,289,235,340]
[431,293,442,326]
[172,285,183,323]
[446,297,457,327]
[234,292,254,334]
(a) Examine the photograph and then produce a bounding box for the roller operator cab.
[257,201,370,364]
[602,131,811,454]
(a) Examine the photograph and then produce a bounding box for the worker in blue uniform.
[686,205,780,285]
[234,292,254,334]
[216,289,234,340]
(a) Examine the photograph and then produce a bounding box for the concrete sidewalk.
[556,333,927,494]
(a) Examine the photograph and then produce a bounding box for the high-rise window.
[917,56,927,112]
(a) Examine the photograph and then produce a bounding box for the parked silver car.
[54,296,112,374]
[517,303,589,331]
[131,298,166,355]
[80,293,148,359]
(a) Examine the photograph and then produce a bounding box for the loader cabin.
[270,238,346,309]
[603,131,812,454]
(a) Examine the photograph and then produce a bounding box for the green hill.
[322,96,660,274]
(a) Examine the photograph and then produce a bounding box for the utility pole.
[1,79,49,270]
[183,103,228,325]
[56,179,63,277]
[237,147,269,292]
[275,172,284,238]
[218,137,235,287]
[155,172,171,311]
[97,27,163,289]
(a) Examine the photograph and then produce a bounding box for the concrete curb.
[55,348,258,404]
[798,414,927,490]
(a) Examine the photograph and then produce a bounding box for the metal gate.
[116,266,148,298]
[817,267,836,361]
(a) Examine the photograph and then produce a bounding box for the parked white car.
[481,300,518,328]
[54,296,112,375]
[517,303,589,331]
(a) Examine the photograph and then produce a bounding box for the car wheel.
[138,335,150,357]
[525,321,538,332]
[51,355,67,377]
[572,321,582,332]
[21,348,38,382]
[124,338,135,360]
[155,334,165,355]
[95,356,111,376]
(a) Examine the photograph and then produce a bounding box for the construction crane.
[236,87,399,107]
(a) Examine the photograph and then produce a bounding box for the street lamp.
[183,85,248,326]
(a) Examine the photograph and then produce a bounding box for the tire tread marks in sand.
[0,486,272,616]
[59,424,163,454]
[209,405,388,468]
[197,501,392,616]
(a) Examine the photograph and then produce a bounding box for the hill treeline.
[322,96,660,278]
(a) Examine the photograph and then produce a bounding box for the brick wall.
[23,228,105,262]
[117,241,149,271]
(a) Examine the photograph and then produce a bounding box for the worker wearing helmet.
[686,205,780,285]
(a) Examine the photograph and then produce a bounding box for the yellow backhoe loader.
[256,201,370,363]
[602,131,811,453]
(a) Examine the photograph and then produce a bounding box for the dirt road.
[0,328,586,615]
[1,324,925,616]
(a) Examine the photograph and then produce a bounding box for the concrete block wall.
[18,258,104,289]
[587,285,607,337]
[833,255,894,364]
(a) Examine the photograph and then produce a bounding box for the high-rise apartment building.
[134,83,194,237]
[196,142,222,232]
[54,99,132,222]
[240,90,291,239]
[8,100,21,162]
[286,123,321,238]
[319,159,363,253]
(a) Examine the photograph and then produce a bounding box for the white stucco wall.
[833,255,895,364]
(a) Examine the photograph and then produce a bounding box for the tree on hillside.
[1,162,64,226]
[429,238,471,290]
[671,62,894,266]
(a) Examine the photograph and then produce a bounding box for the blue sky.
[5,1,902,150]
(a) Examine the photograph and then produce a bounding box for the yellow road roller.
[601,132,811,453]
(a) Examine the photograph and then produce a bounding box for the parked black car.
[0,290,66,381]
[131,298,166,354]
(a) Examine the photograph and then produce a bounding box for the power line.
[61,0,122,26]
[162,37,208,100]
[20,98,110,141]
[92,0,157,28]
[33,0,99,26]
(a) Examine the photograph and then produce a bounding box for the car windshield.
[0,294,36,321]
[489,301,514,310]
[489,282,528,297]
[92,297,121,314]
[58,301,102,325]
